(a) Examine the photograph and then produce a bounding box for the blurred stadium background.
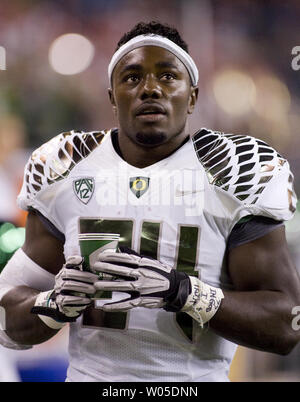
[0,0,299,382]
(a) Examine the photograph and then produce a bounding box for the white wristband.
[34,291,66,330]
[181,277,224,327]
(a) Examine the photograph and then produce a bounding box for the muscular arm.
[209,225,300,355]
[0,210,65,345]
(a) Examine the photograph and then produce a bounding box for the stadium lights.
[0,223,25,270]
[212,68,256,116]
[49,33,95,75]
[0,227,25,254]
[250,75,291,121]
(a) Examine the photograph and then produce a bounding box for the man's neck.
[114,130,190,168]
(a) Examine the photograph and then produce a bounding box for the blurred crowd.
[0,0,299,382]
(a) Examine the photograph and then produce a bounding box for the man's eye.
[161,73,175,81]
[124,75,140,83]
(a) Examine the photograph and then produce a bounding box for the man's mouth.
[135,103,166,117]
[135,104,167,123]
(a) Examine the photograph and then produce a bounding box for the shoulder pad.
[192,128,297,218]
[21,129,106,201]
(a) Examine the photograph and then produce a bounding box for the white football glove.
[93,248,224,327]
[93,250,190,312]
[31,256,99,326]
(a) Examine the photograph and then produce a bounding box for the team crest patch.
[73,178,95,204]
[129,177,150,198]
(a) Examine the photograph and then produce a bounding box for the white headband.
[108,34,199,86]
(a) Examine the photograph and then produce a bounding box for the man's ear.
[187,86,199,114]
[108,88,117,116]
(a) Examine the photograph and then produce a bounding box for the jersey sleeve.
[192,128,297,229]
[227,216,284,250]
[17,130,105,232]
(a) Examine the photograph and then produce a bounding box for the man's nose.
[140,75,162,100]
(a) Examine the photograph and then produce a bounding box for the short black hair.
[116,21,189,53]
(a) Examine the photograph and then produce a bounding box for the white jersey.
[17,128,297,382]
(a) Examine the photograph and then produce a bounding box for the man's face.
[109,46,198,147]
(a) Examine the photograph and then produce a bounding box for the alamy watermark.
[291,46,300,71]
[93,163,205,217]
[291,306,300,331]
[0,306,6,330]
[0,46,6,70]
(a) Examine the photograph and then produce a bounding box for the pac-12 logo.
[73,177,95,204]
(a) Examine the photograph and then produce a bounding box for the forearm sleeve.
[0,248,55,301]
[0,248,55,349]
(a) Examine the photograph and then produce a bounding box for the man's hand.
[93,250,191,312]
[31,256,99,324]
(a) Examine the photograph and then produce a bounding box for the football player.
[0,21,299,382]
